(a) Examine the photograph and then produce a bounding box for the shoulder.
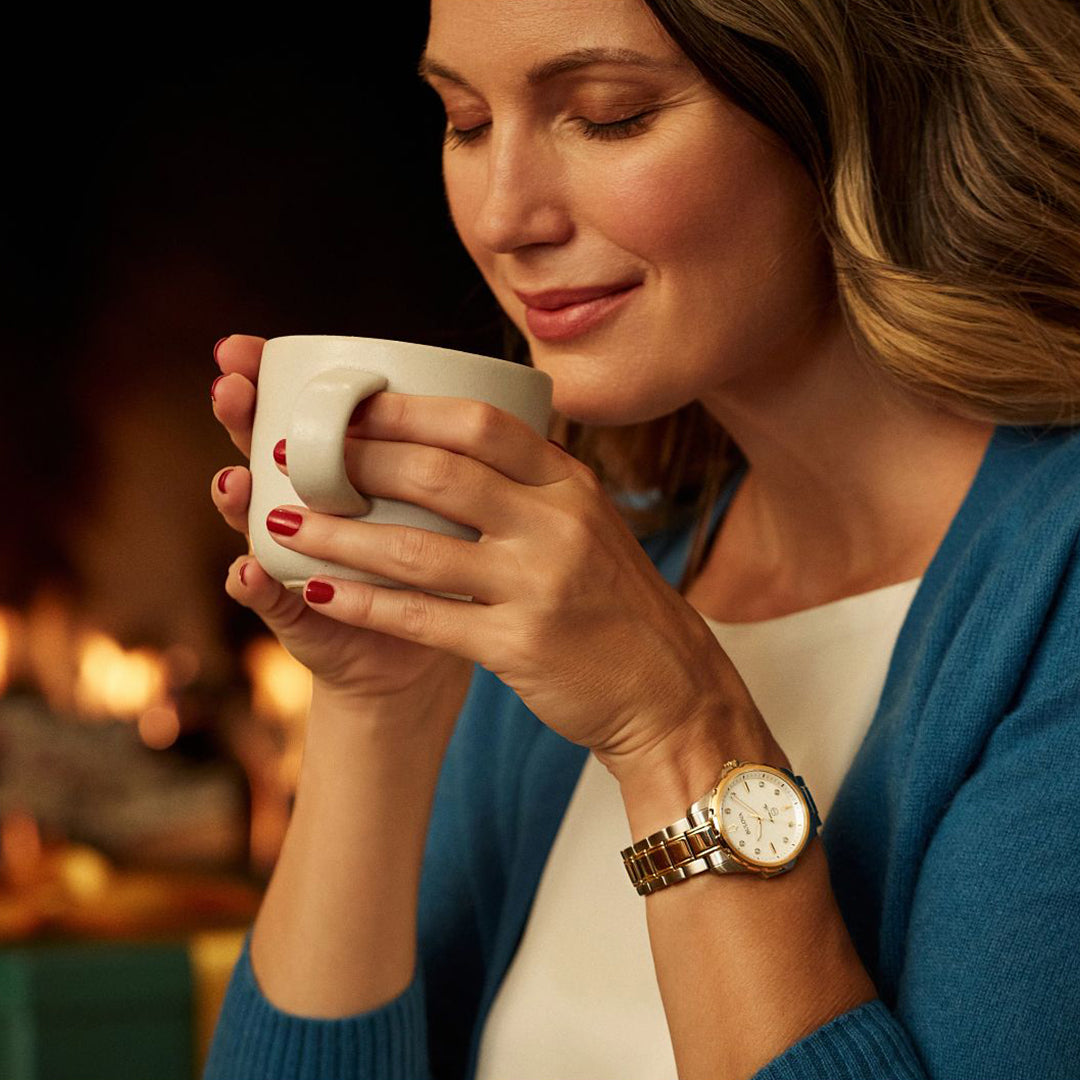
[978,423,1080,517]
[908,423,1080,733]
[944,424,1080,579]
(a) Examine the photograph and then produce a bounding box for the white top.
[474,576,923,1080]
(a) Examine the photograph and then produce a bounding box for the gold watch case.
[707,762,814,872]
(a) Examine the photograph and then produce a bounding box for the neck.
[694,319,996,617]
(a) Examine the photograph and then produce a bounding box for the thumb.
[225,555,308,631]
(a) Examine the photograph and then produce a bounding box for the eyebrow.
[416,46,685,90]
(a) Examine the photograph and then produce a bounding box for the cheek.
[580,129,809,288]
[583,158,728,262]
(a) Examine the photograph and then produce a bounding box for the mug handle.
[287,368,389,515]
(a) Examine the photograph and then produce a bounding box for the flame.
[14,591,179,727]
[0,607,13,696]
[57,845,111,902]
[243,638,311,722]
[240,638,311,868]
[1,810,44,888]
[74,631,167,719]
[25,589,79,712]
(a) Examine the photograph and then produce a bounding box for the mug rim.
[263,333,544,377]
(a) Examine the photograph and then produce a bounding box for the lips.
[513,281,642,342]
[513,282,639,310]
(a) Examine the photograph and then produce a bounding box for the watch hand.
[730,794,764,820]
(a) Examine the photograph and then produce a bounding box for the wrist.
[604,696,790,841]
[310,662,471,740]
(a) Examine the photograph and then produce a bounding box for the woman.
[205,0,1080,1077]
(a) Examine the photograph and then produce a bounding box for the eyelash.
[442,112,654,150]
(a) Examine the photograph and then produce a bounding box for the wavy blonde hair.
[503,0,1080,592]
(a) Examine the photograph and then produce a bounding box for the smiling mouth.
[521,283,641,342]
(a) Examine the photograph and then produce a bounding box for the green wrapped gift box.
[0,941,193,1080]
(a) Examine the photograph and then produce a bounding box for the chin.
[527,334,701,425]
[548,377,686,428]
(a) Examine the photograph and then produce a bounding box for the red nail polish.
[305,580,335,604]
[239,561,249,586]
[217,468,233,493]
[213,336,230,367]
[211,374,225,401]
[267,508,302,536]
[273,439,287,466]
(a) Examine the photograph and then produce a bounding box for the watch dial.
[713,767,810,868]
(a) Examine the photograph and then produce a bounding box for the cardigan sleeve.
[201,931,431,1080]
[751,545,1080,1079]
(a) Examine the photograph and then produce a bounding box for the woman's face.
[422,0,835,425]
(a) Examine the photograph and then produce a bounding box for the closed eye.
[443,111,656,149]
[578,112,654,140]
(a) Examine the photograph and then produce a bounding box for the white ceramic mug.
[248,335,553,598]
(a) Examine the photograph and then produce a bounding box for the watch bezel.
[708,762,813,871]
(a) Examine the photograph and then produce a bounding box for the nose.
[469,124,574,253]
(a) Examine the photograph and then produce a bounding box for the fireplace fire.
[0,579,311,941]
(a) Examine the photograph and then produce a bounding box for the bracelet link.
[620,821,726,895]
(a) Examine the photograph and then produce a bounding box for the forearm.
[611,695,878,1080]
[249,676,468,1018]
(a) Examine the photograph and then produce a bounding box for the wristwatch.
[620,759,822,895]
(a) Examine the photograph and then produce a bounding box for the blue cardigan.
[205,422,1080,1080]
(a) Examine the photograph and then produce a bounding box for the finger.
[340,438,532,537]
[213,334,265,381]
[225,554,308,628]
[346,391,571,487]
[211,371,257,458]
[265,505,504,604]
[299,574,484,658]
[212,466,252,536]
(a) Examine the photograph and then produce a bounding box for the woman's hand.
[265,390,755,770]
[210,335,475,714]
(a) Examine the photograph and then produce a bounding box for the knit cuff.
[202,930,429,1080]
[750,999,927,1080]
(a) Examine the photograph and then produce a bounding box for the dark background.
[1,14,505,632]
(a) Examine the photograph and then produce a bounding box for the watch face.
[710,765,811,869]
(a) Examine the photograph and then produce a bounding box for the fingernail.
[211,374,225,402]
[267,508,302,536]
[213,336,230,366]
[239,561,249,586]
[305,580,335,604]
[273,439,287,466]
[217,468,233,494]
